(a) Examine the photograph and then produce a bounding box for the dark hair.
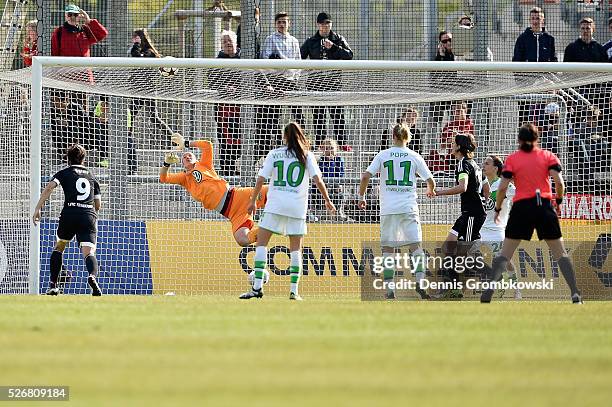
[284,122,309,166]
[439,30,450,41]
[133,28,162,58]
[275,12,289,22]
[455,133,476,158]
[66,144,86,165]
[398,107,418,123]
[488,155,503,177]
[517,123,539,152]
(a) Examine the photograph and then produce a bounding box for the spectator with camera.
[301,12,354,151]
[429,31,456,127]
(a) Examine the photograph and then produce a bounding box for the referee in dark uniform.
[32,144,103,296]
[480,124,581,303]
[434,133,486,296]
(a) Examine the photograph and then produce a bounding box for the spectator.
[603,17,612,62]
[50,4,107,117]
[317,138,348,219]
[426,101,474,173]
[539,102,561,156]
[254,12,303,159]
[570,105,604,179]
[380,107,422,154]
[563,17,607,63]
[49,92,108,167]
[93,96,110,168]
[429,31,456,126]
[22,20,38,67]
[513,7,557,125]
[51,4,107,82]
[128,28,174,148]
[300,12,354,151]
[209,30,242,177]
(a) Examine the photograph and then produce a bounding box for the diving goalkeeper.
[160,134,267,246]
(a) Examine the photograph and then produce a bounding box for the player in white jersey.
[240,122,336,300]
[358,123,435,300]
[481,155,521,299]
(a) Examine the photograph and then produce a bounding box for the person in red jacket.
[51,4,108,85]
[22,20,38,67]
[51,4,107,58]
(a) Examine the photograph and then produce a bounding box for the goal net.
[1,57,611,299]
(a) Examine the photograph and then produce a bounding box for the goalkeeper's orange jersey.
[159,140,229,210]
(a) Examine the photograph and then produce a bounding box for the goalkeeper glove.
[164,152,180,167]
[171,133,185,150]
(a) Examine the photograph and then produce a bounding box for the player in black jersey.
[32,144,103,296]
[433,133,487,297]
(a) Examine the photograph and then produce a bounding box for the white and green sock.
[290,250,301,295]
[382,252,395,295]
[253,246,267,291]
[411,248,427,286]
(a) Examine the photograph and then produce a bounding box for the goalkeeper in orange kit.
[160,134,267,246]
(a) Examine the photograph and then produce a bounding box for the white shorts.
[259,212,307,236]
[480,228,505,255]
[380,213,422,248]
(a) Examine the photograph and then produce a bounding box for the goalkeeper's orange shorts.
[222,186,268,233]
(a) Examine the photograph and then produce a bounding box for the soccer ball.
[248,269,270,285]
[159,56,177,78]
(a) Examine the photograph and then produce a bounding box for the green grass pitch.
[1,296,612,406]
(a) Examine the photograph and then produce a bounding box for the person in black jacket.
[563,17,607,62]
[300,12,354,150]
[429,31,456,125]
[513,7,557,126]
[513,7,557,63]
[128,29,174,145]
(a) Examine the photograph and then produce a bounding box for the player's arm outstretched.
[171,132,214,169]
[32,181,58,225]
[436,176,468,196]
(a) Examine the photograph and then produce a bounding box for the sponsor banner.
[40,219,153,294]
[560,194,612,220]
[145,220,612,298]
[0,220,30,294]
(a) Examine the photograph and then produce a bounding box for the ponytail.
[284,122,309,166]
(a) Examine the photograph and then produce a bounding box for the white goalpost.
[2,56,610,298]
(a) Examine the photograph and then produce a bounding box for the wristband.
[556,197,563,206]
[163,162,171,168]
[358,194,366,201]
[494,207,502,213]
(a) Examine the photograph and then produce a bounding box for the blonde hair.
[392,124,411,144]
[322,137,338,152]
[26,20,38,31]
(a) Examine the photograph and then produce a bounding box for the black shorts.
[451,212,486,242]
[57,210,98,247]
[505,198,562,241]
